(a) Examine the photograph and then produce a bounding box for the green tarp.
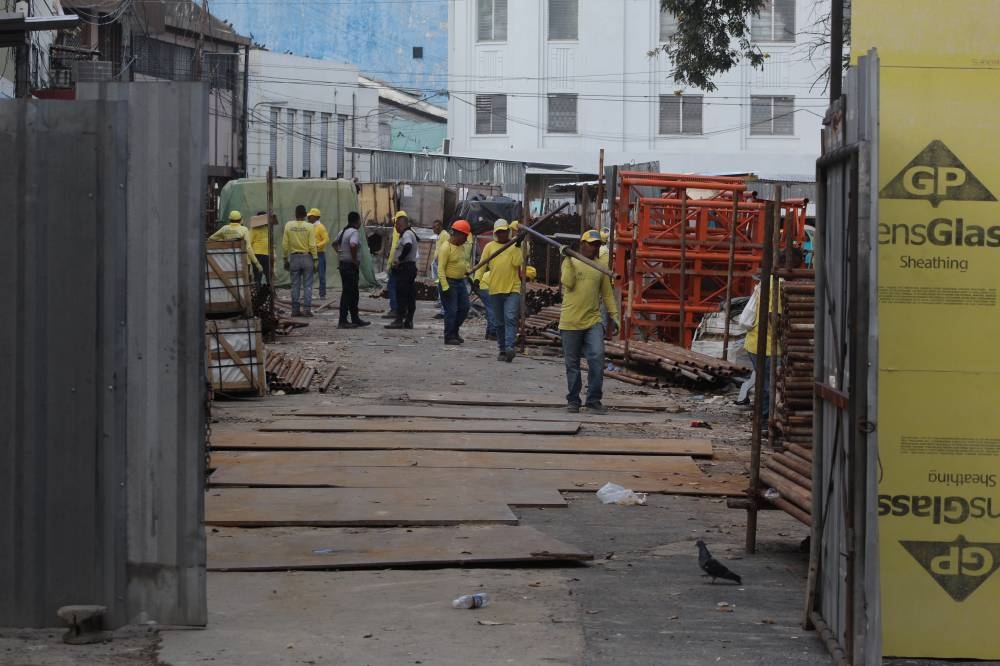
[217,178,378,289]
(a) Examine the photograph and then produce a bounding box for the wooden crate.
[205,318,266,396]
[358,183,397,226]
[205,240,252,317]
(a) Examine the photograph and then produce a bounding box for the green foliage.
[652,0,768,92]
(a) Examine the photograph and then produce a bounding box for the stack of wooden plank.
[206,393,743,572]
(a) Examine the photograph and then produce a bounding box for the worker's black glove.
[283,260,290,271]
[515,232,526,247]
[610,320,620,336]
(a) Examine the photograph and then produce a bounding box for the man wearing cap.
[385,212,420,329]
[437,219,473,344]
[333,211,371,329]
[559,230,620,415]
[210,211,263,275]
[282,204,318,317]
[308,208,330,299]
[248,211,271,288]
[599,227,611,266]
[383,211,408,320]
[475,219,523,362]
[430,219,447,319]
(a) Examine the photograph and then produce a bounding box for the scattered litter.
[312,548,335,555]
[668,615,679,620]
[764,488,781,500]
[760,618,777,625]
[452,593,490,609]
[689,420,712,429]
[363,633,373,639]
[716,602,735,613]
[596,482,648,506]
[451,379,466,386]
[477,620,508,626]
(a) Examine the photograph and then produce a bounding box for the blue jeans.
[749,355,774,421]
[289,253,314,312]
[387,269,398,312]
[442,279,470,340]
[561,324,606,408]
[491,292,521,352]
[476,287,498,334]
[317,251,327,297]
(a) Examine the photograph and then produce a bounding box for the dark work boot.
[385,320,405,329]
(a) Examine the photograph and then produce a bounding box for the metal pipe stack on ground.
[265,351,317,394]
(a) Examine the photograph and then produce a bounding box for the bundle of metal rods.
[524,284,562,315]
[760,443,813,525]
[604,340,749,386]
[774,278,815,445]
[265,351,316,393]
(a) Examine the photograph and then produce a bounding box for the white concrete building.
[0,0,65,99]
[246,49,379,181]
[447,0,828,176]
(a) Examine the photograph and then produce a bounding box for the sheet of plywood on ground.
[206,488,524,527]
[258,418,581,435]
[212,449,707,475]
[273,404,672,425]
[208,452,740,496]
[208,525,593,571]
[209,430,714,457]
[403,391,669,412]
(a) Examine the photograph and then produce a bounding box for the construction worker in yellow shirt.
[308,207,330,299]
[383,212,406,319]
[599,227,611,266]
[559,230,620,414]
[282,204,318,317]
[475,219,524,362]
[437,219,472,344]
[431,219,447,319]
[248,211,271,288]
[210,211,262,275]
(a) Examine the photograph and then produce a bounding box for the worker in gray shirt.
[333,211,370,329]
[385,213,420,330]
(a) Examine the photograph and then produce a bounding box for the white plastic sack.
[596,482,648,506]
[737,284,759,328]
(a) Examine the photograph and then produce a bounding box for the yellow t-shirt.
[475,240,523,295]
[209,222,260,269]
[249,226,269,256]
[313,222,330,252]
[743,278,782,356]
[437,240,470,291]
[283,220,318,258]
[599,244,610,267]
[387,228,400,267]
[559,257,620,331]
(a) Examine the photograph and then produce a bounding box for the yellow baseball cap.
[228,211,243,222]
[493,219,509,232]
[308,208,321,217]
[581,230,603,244]
[394,210,409,220]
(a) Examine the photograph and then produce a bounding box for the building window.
[548,0,578,40]
[412,46,424,59]
[658,95,703,135]
[750,96,795,135]
[302,111,313,178]
[659,9,678,41]
[337,114,347,177]
[477,0,508,42]
[269,107,279,172]
[475,94,507,135]
[547,94,577,134]
[285,109,296,178]
[752,0,795,42]
[320,112,331,178]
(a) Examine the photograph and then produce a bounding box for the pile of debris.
[265,351,316,394]
[523,306,561,346]
[525,283,562,315]
[604,340,748,386]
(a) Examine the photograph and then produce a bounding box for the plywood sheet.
[210,449,704,475]
[274,404,670,425]
[206,488,521,527]
[259,418,580,435]
[404,391,669,412]
[209,452,741,496]
[208,525,593,571]
[209,431,713,458]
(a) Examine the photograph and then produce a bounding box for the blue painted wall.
[212,0,448,102]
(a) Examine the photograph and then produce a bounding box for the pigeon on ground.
[696,539,742,585]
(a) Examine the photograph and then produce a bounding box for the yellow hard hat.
[600,227,610,243]
[228,211,243,222]
[394,210,409,220]
[581,229,603,244]
[493,219,509,232]
[525,266,537,281]
[308,208,321,217]
[509,220,520,231]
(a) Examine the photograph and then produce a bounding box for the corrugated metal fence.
[366,149,526,198]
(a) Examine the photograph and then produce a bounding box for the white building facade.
[246,49,379,181]
[447,0,828,175]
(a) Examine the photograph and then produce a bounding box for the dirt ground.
[1,288,954,665]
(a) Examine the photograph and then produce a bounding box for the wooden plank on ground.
[205,488,523,527]
[404,390,669,412]
[274,404,670,425]
[209,525,593,571]
[209,452,741,496]
[259,418,580,435]
[210,449,706,475]
[209,431,714,458]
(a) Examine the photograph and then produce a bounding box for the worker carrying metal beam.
[559,230,620,415]
[437,219,473,345]
[475,219,524,363]
[210,210,262,274]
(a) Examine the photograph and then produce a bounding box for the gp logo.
[900,535,1000,602]
[880,140,997,207]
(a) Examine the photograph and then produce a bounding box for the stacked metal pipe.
[265,351,316,394]
[774,277,815,445]
[604,340,748,386]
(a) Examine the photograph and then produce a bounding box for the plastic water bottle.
[452,592,490,609]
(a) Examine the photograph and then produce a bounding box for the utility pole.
[193,0,208,81]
